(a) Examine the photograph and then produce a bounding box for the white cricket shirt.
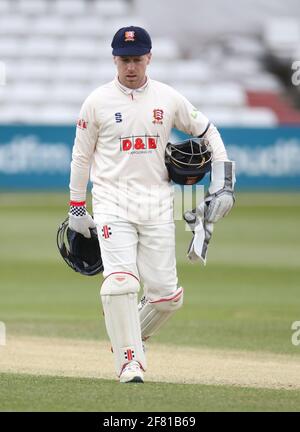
[70,77,227,224]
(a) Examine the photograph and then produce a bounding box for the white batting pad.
[138,287,184,340]
[100,273,146,376]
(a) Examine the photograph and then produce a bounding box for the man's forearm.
[69,159,90,202]
[204,123,228,161]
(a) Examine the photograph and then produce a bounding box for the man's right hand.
[68,201,96,239]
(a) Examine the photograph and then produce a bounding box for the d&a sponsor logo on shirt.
[77,118,88,130]
[120,135,159,154]
[153,109,164,124]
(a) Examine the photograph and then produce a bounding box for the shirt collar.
[114,76,149,95]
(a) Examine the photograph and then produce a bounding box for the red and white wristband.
[69,200,86,217]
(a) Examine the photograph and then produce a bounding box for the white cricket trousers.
[94,214,178,299]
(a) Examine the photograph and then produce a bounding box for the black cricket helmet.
[56,218,103,276]
[165,137,212,185]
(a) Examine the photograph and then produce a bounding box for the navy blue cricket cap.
[111,26,152,56]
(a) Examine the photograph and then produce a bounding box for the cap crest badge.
[124,31,135,42]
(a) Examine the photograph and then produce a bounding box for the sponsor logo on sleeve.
[77,118,88,130]
[190,108,198,119]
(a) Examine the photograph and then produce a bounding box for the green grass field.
[0,192,300,411]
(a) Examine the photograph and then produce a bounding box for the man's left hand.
[200,189,235,223]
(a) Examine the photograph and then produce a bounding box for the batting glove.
[203,160,236,223]
[68,201,96,239]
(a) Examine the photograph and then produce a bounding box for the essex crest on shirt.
[152,108,164,124]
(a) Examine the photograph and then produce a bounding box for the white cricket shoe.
[119,361,144,383]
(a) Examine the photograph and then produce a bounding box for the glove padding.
[205,160,236,223]
[183,205,214,265]
[68,212,96,239]
[201,189,235,223]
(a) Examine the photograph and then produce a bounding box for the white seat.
[0,103,77,124]
[0,0,10,13]
[264,18,300,60]
[221,57,262,78]
[97,42,114,59]
[94,61,115,80]
[52,0,87,15]
[169,83,201,106]
[264,18,300,49]
[202,106,278,127]
[0,38,21,58]
[3,60,17,82]
[168,60,211,82]
[174,83,246,107]
[242,73,283,92]
[93,0,129,17]
[64,17,106,37]
[23,37,59,57]
[0,61,6,85]
[0,106,16,124]
[208,83,247,107]
[238,107,278,126]
[0,104,39,123]
[0,85,10,103]
[223,35,266,58]
[17,60,55,81]
[31,16,68,36]
[9,84,48,104]
[89,77,110,88]
[47,84,92,104]
[151,38,180,60]
[148,63,170,82]
[16,0,49,14]
[54,59,114,83]
[202,107,242,126]
[60,38,102,59]
[6,60,54,81]
[54,61,96,82]
[0,15,29,35]
[37,105,79,124]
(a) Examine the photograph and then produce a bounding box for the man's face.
[114,53,152,89]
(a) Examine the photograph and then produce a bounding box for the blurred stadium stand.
[0,0,300,126]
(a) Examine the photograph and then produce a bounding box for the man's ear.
[113,56,118,65]
[146,52,152,65]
